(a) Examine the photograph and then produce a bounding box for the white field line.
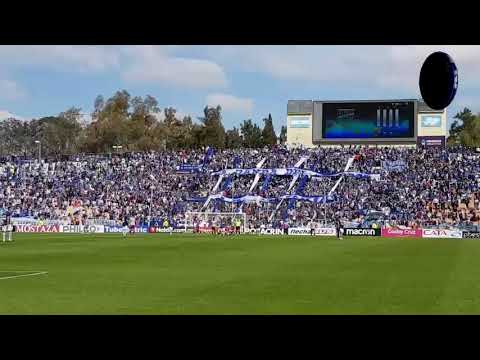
[0,271,48,280]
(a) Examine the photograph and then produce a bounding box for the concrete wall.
[286,114,314,148]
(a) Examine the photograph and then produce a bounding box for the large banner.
[463,232,480,239]
[382,160,406,172]
[175,164,203,174]
[422,229,463,239]
[288,227,336,236]
[60,225,105,233]
[381,228,422,238]
[15,224,60,233]
[189,193,336,205]
[344,228,381,236]
[211,167,373,179]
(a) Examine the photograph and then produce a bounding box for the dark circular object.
[419,51,458,110]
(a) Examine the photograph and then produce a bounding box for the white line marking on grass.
[0,271,48,280]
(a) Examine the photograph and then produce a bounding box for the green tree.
[164,107,177,127]
[180,116,199,149]
[261,113,277,146]
[0,118,31,156]
[128,96,162,151]
[225,127,243,148]
[279,125,287,144]
[92,95,105,122]
[198,106,226,149]
[84,90,132,152]
[449,108,480,147]
[240,119,262,148]
[57,107,83,155]
[447,119,463,145]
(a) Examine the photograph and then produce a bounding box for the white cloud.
[0,79,27,101]
[122,46,227,89]
[205,46,384,82]
[0,46,120,72]
[0,110,24,121]
[383,46,480,91]
[205,45,480,96]
[1,45,480,124]
[175,110,192,120]
[79,113,93,124]
[153,109,192,122]
[0,46,227,87]
[206,93,253,114]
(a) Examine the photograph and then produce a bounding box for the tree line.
[3,90,477,158]
[0,90,288,158]
[448,108,480,147]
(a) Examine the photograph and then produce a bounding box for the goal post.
[185,212,247,233]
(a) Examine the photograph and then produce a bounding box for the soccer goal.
[184,212,247,234]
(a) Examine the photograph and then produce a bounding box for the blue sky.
[0,45,478,133]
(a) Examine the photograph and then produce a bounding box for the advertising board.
[322,101,415,139]
[15,224,60,233]
[420,115,442,127]
[417,136,445,147]
[463,232,480,239]
[344,228,381,236]
[422,229,463,239]
[288,227,336,236]
[381,228,422,238]
[60,225,105,233]
[289,116,311,128]
[104,226,148,233]
[148,227,185,233]
[245,228,284,235]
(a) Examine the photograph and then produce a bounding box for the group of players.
[193,217,345,239]
[305,219,344,239]
[1,215,344,241]
[121,216,174,237]
[194,217,243,235]
[1,217,13,242]
[305,219,344,240]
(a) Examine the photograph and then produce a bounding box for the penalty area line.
[0,271,48,280]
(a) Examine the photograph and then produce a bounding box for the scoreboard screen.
[321,101,415,139]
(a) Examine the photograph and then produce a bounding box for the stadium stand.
[0,145,479,231]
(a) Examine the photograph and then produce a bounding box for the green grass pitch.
[1,233,480,314]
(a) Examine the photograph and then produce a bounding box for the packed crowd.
[0,145,479,230]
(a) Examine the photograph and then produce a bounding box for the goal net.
[185,212,247,234]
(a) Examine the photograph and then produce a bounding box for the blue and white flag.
[203,146,215,164]
[296,175,309,195]
[233,156,242,169]
[261,174,273,192]
[188,193,336,205]
[210,167,373,179]
[176,164,203,174]
[382,159,406,172]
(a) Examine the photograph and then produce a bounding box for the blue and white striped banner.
[210,167,373,179]
[187,193,336,205]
